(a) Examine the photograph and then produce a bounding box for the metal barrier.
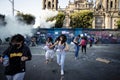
[33,28,120,44]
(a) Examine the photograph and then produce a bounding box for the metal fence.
[33,28,120,44]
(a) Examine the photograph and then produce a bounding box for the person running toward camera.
[43,37,54,64]
[50,34,69,75]
[0,34,32,80]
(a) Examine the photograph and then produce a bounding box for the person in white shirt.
[43,37,54,64]
[50,34,69,75]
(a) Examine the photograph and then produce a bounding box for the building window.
[115,0,117,9]
[45,5,46,8]
[48,1,51,8]
[53,4,54,8]
[110,1,113,8]
[98,5,102,9]
[106,0,109,9]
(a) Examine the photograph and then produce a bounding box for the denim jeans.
[56,51,66,70]
[6,72,25,80]
[74,45,80,58]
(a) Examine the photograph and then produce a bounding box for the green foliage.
[16,12,35,25]
[117,19,120,29]
[70,10,93,28]
[47,12,65,28]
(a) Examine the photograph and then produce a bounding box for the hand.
[21,56,28,61]
[64,49,69,51]
[0,57,3,63]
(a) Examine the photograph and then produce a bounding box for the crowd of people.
[0,33,96,80]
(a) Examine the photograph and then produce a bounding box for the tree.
[117,19,120,29]
[70,10,93,28]
[16,12,35,25]
[47,12,65,28]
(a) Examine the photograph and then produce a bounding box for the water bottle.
[3,55,9,67]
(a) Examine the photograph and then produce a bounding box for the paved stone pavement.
[0,44,120,80]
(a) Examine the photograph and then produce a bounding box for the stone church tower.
[42,0,58,10]
[93,0,120,29]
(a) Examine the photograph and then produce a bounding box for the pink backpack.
[80,39,86,46]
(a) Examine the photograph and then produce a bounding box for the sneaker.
[75,57,78,60]
[75,57,77,60]
[61,70,64,75]
[57,62,61,66]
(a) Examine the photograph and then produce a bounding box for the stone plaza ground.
[0,44,120,80]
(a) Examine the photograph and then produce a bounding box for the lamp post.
[8,0,14,16]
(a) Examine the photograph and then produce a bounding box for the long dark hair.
[59,34,67,44]
[46,37,53,43]
[55,36,60,42]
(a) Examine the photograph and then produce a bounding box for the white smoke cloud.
[0,10,58,42]
[0,15,33,42]
[33,9,58,28]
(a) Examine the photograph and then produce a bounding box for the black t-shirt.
[2,44,32,75]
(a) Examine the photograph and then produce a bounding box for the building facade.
[42,0,58,10]
[42,0,120,29]
[65,0,93,15]
[93,0,120,29]
[62,0,94,28]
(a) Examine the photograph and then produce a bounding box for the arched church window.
[106,0,109,9]
[45,5,46,8]
[110,1,113,8]
[115,0,117,9]
[53,4,54,8]
[98,5,101,9]
[48,1,51,8]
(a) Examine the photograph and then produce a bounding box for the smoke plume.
[0,10,58,42]
[33,9,58,28]
[0,15,33,42]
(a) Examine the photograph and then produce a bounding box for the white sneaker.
[59,63,61,66]
[61,70,64,75]
[57,62,61,66]
[75,57,77,60]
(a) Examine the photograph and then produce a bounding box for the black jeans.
[81,45,86,53]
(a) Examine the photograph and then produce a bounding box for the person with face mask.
[0,34,32,80]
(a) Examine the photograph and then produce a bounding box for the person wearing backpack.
[79,36,87,54]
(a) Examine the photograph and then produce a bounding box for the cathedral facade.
[42,0,120,29]
[93,0,120,29]
[65,0,93,15]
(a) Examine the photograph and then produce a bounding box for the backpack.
[80,39,86,46]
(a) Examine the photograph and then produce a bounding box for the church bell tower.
[42,0,58,10]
